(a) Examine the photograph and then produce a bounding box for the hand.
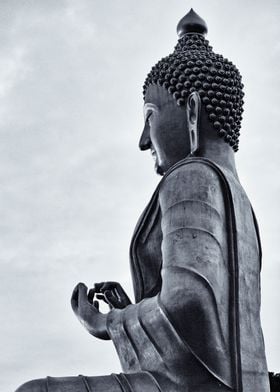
[94,281,132,309]
[71,282,110,340]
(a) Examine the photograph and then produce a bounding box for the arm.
[157,162,230,357]
[106,162,232,384]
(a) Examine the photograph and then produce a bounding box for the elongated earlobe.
[186,92,201,156]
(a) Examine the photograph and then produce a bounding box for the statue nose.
[139,124,151,151]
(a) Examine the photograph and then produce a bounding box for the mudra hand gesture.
[71,281,131,340]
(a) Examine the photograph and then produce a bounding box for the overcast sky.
[0,0,279,390]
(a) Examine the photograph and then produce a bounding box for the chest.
[130,202,163,301]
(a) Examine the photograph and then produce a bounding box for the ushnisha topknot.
[143,9,244,152]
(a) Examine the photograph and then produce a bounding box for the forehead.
[144,84,176,109]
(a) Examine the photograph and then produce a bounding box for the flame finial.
[177,8,208,38]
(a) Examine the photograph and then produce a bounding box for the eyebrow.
[143,103,158,118]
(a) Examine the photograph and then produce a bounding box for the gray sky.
[0,0,279,390]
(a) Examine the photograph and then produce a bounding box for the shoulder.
[162,159,224,188]
[159,159,226,214]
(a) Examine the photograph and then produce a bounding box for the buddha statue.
[16,9,270,392]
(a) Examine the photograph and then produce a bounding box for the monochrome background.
[0,0,279,390]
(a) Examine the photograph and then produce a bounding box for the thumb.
[77,283,88,307]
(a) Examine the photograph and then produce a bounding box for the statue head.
[139,9,244,175]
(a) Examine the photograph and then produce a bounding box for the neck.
[198,133,238,178]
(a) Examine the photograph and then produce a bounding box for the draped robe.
[45,156,270,392]
[106,157,269,392]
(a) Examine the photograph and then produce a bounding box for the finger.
[93,300,99,311]
[113,285,131,306]
[99,281,118,293]
[88,288,95,304]
[71,283,81,311]
[113,287,121,301]
[94,282,105,293]
[96,294,113,308]
[104,290,120,308]
[115,283,127,298]
[77,283,88,308]
[99,282,131,305]
[96,294,108,302]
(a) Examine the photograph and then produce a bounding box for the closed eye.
[145,111,153,126]
[143,103,158,126]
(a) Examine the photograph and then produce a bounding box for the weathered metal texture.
[107,157,269,391]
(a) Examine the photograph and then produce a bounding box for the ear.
[186,91,201,156]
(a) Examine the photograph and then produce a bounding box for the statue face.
[139,85,190,175]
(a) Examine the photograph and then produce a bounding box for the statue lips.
[150,146,163,175]
[150,146,157,162]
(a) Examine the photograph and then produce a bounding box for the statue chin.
[155,163,165,176]
[151,151,165,176]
